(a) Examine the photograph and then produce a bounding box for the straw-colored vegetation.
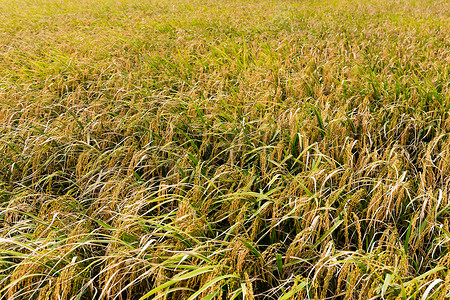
[1,0,449,299]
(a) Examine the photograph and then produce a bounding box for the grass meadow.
[0,0,449,299]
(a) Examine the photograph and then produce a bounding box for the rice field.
[0,0,449,299]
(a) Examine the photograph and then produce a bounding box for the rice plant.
[0,0,449,299]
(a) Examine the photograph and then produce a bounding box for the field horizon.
[1,0,450,299]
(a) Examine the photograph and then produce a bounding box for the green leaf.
[381,273,392,299]
[276,253,283,275]
[140,266,216,300]
[313,217,343,248]
[187,274,239,300]
[279,280,308,300]
[241,239,262,259]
